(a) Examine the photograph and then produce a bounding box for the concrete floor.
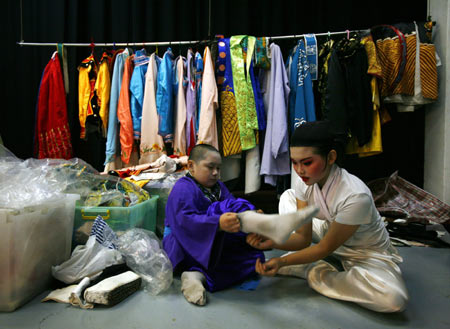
[1,246,449,329]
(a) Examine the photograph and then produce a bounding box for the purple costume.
[163,176,265,292]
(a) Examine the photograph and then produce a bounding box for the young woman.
[247,121,408,312]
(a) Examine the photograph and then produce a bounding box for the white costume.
[279,164,409,312]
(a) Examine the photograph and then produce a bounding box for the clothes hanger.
[89,38,97,63]
[89,38,94,54]
[292,34,299,47]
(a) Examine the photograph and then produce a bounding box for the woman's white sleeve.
[335,193,375,225]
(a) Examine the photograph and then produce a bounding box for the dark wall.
[3,0,428,185]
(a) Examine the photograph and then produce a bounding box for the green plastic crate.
[73,195,158,245]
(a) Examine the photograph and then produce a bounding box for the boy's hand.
[246,233,274,250]
[219,212,240,233]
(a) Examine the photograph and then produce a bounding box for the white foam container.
[0,194,79,312]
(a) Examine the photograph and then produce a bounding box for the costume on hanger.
[304,34,318,81]
[162,175,265,292]
[130,49,149,140]
[372,24,409,98]
[324,37,373,146]
[217,38,242,156]
[117,54,138,165]
[78,53,111,140]
[194,52,203,134]
[248,47,266,132]
[105,49,128,170]
[243,36,263,194]
[260,43,291,186]
[286,39,316,134]
[197,46,219,149]
[96,52,112,137]
[316,39,334,117]
[346,35,383,157]
[376,22,438,111]
[156,48,175,143]
[78,54,97,140]
[254,37,271,70]
[35,52,73,159]
[140,53,165,164]
[185,49,197,155]
[173,56,187,156]
[230,35,259,150]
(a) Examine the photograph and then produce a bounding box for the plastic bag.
[117,229,173,295]
[0,149,149,209]
[368,171,450,225]
[0,144,18,159]
[0,156,67,209]
[143,171,186,237]
[52,235,124,284]
[144,170,187,189]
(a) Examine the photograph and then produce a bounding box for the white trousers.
[278,189,409,313]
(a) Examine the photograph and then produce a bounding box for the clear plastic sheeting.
[117,229,173,295]
[0,155,67,210]
[0,144,18,159]
[0,143,149,210]
[143,171,186,236]
[143,170,187,190]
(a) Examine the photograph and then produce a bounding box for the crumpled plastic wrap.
[143,170,187,189]
[0,153,67,209]
[0,143,149,210]
[117,228,173,295]
[143,171,186,237]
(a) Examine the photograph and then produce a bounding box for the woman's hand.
[246,233,274,250]
[219,212,240,233]
[255,257,282,276]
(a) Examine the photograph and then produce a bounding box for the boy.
[163,144,317,305]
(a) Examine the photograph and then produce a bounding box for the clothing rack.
[16,29,370,47]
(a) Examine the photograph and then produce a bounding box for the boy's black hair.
[189,144,220,162]
[290,121,347,165]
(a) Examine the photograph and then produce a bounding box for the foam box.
[0,194,78,312]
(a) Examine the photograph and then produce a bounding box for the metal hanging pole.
[17,40,206,47]
[16,29,370,47]
[15,0,370,47]
[269,29,369,41]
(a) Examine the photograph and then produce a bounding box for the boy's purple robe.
[163,176,265,292]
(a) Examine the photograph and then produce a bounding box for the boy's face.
[188,151,222,188]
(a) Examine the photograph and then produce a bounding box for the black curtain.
[3,0,427,185]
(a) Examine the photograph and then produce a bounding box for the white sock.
[181,271,206,306]
[238,205,319,245]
